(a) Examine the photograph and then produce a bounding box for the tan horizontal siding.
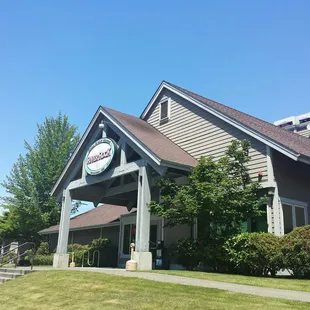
[297,129,310,138]
[145,89,268,182]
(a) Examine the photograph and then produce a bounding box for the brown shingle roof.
[103,106,198,167]
[166,82,310,159]
[39,204,135,234]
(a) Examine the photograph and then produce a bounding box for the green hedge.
[173,226,310,278]
[32,255,53,266]
[281,226,310,278]
[224,232,282,276]
[172,239,201,270]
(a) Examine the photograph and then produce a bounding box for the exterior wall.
[145,89,268,182]
[72,229,101,245]
[47,226,120,251]
[101,226,120,245]
[272,150,310,229]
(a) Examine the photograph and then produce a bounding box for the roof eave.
[297,154,310,165]
[51,106,166,198]
[160,159,196,172]
[39,221,120,235]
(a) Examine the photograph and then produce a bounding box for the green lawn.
[151,270,310,292]
[0,271,309,309]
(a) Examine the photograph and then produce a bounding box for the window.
[121,221,160,257]
[122,224,136,255]
[159,99,170,123]
[281,199,307,234]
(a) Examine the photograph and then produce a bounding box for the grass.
[0,271,309,309]
[151,270,310,292]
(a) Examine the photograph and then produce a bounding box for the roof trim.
[51,106,192,197]
[39,221,120,235]
[51,107,102,196]
[51,106,161,196]
[140,82,300,162]
[101,107,161,165]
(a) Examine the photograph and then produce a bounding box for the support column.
[134,164,152,270]
[53,189,72,268]
[266,146,282,236]
[1,240,4,255]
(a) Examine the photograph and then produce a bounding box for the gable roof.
[103,107,197,167]
[39,204,135,234]
[141,81,310,164]
[51,106,197,198]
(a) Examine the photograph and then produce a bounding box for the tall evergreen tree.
[0,112,80,242]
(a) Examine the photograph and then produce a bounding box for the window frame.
[159,98,171,124]
[280,197,308,235]
[119,215,162,259]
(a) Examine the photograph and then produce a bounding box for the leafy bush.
[0,250,16,265]
[32,255,53,266]
[200,239,231,272]
[90,238,111,250]
[281,225,310,278]
[172,239,201,270]
[68,243,90,267]
[36,242,50,255]
[67,243,90,252]
[224,232,282,276]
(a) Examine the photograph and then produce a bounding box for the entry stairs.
[0,268,34,284]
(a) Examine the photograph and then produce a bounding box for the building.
[274,113,310,138]
[40,204,135,251]
[50,81,310,270]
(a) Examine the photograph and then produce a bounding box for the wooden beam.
[105,181,138,197]
[68,159,145,190]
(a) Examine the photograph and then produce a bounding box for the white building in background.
[274,113,310,138]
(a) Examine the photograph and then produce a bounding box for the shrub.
[281,225,310,278]
[68,243,90,267]
[90,238,111,250]
[224,232,282,276]
[200,239,230,272]
[33,255,53,266]
[36,242,50,255]
[172,239,201,270]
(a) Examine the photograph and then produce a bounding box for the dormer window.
[159,99,170,124]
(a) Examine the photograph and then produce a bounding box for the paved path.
[66,268,310,303]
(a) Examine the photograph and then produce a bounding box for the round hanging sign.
[84,138,117,175]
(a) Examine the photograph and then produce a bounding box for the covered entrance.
[51,106,196,270]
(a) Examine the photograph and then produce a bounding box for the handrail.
[0,243,17,253]
[0,242,36,269]
[0,242,34,259]
[81,250,100,268]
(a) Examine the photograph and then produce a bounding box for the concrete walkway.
[67,268,310,303]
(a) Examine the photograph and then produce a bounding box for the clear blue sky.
[0,1,309,214]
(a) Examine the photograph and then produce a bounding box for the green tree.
[149,140,266,269]
[0,112,80,243]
